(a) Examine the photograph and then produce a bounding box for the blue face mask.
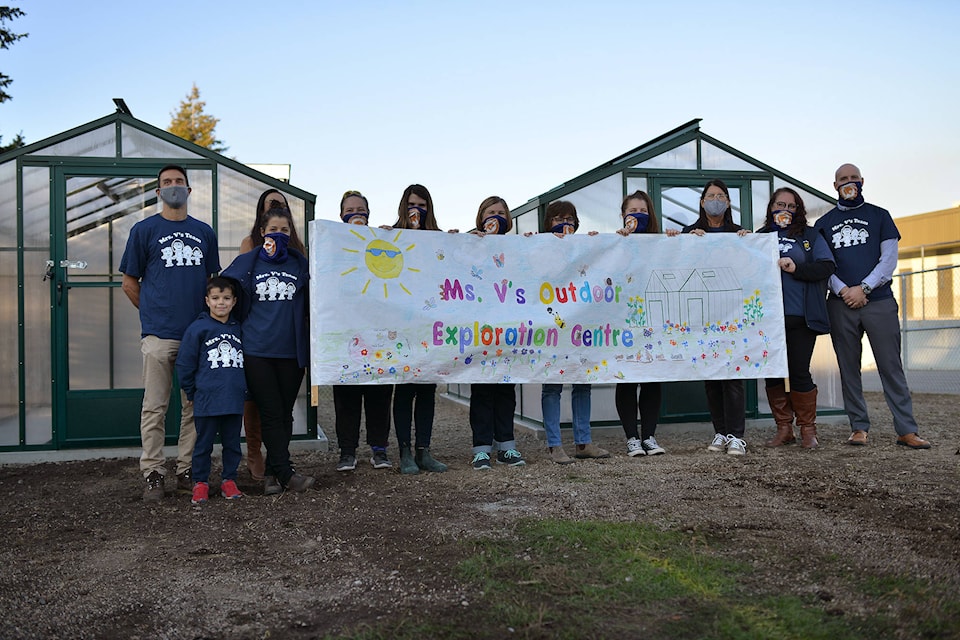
[703,199,727,217]
[550,222,575,235]
[260,232,290,263]
[624,212,649,234]
[342,212,369,225]
[483,215,508,235]
[773,210,793,229]
[837,181,864,206]
[408,206,426,229]
[158,185,189,209]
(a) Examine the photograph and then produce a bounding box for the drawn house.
[644,268,742,328]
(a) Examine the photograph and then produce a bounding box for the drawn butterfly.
[435,249,445,260]
[422,297,437,311]
[492,253,505,268]
[471,265,484,280]
[578,264,588,277]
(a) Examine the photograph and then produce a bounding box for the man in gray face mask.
[120,165,222,502]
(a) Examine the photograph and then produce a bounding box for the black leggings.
[614,382,662,440]
[244,355,304,484]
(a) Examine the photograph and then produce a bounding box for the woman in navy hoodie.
[222,203,314,494]
[757,187,835,449]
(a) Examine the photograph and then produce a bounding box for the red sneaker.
[220,479,243,500]
[191,482,209,505]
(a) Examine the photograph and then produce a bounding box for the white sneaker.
[707,433,729,452]
[726,435,747,456]
[626,437,645,457]
[641,436,666,455]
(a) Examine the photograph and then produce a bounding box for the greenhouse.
[452,119,843,427]
[0,104,317,452]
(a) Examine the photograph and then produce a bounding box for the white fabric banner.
[309,220,787,384]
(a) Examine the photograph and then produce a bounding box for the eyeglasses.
[552,216,576,223]
[703,194,728,201]
[774,201,798,212]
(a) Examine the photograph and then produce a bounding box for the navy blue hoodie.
[175,312,246,417]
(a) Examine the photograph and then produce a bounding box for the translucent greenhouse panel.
[217,165,306,262]
[120,124,203,159]
[701,140,763,172]
[625,176,647,195]
[773,177,834,225]
[0,161,14,242]
[185,170,214,228]
[555,174,621,233]
[514,208,539,236]
[631,140,696,170]
[0,250,17,445]
[22,166,50,248]
[751,179,771,230]
[31,124,115,157]
[23,226,52,446]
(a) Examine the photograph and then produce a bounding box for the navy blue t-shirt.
[175,313,246,417]
[813,203,900,300]
[777,229,834,316]
[119,214,221,339]
[242,258,303,359]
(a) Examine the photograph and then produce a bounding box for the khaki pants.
[139,336,196,478]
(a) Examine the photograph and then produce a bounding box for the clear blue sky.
[4,0,958,232]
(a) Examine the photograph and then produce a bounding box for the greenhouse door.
[648,175,758,421]
[51,165,182,448]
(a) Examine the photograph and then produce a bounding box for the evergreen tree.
[0,6,28,153]
[167,83,228,153]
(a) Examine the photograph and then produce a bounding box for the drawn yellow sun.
[340,228,419,297]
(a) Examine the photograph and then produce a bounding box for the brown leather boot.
[792,388,819,449]
[244,400,265,480]
[764,384,796,447]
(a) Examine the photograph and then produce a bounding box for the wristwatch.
[860,282,873,295]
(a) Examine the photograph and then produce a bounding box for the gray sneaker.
[641,436,666,455]
[726,435,747,456]
[370,449,392,469]
[337,454,357,472]
[626,437,645,457]
[707,433,729,452]
[143,471,164,503]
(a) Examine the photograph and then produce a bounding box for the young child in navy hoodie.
[176,276,247,504]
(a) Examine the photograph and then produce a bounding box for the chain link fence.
[896,264,960,371]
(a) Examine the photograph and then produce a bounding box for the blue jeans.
[192,414,243,484]
[541,384,592,447]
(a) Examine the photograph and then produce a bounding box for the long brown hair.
[250,189,306,252]
[620,190,660,233]
[394,184,440,230]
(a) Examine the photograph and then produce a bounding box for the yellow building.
[888,206,960,371]
[895,206,960,322]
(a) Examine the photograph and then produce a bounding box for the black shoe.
[143,471,164,502]
[370,449,392,469]
[284,473,315,492]
[337,454,357,472]
[176,469,193,495]
[263,475,282,496]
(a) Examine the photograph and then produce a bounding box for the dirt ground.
[0,390,958,639]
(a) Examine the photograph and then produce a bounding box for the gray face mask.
[159,185,189,209]
[703,199,727,217]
